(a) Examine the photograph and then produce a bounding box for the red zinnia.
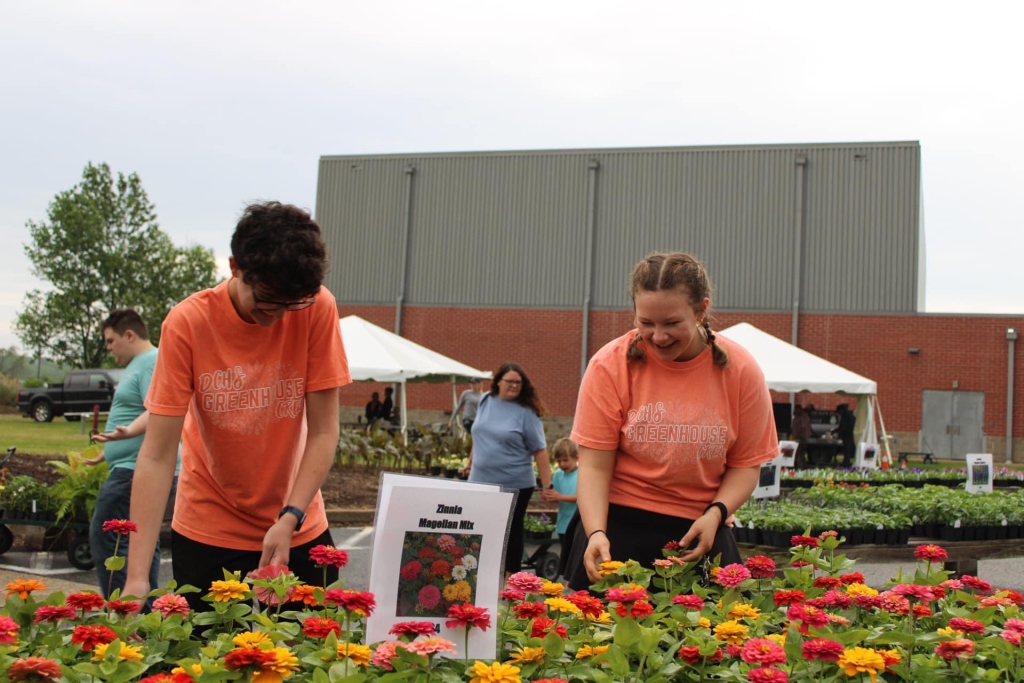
[499,589,525,602]
[139,675,193,683]
[914,543,949,563]
[913,605,933,618]
[615,600,654,619]
[430,559,451,577]
[302,616,342,639]
[389,621,438,638]
[677,645,722,665]
[740,638,787,666]
[839,572,865,585]
[948,617,986,634]
[400,560,423,582]
[70,624,118,651]
[673,594,706,610]
[66,592,106,612]
[802,637,844,661]
[324,589,377,616]
[787,603,829,633]
[606,583,648,603]
[790,535,819,548]
[0,615,19,644]
[747,667,788,683]
[790,560,810,568]
[33,605,77,624]
[7,657,63,683]
[936,638,975,661]
[106,599,141,615]
[224,647,277,669]
[813,576,843,590]
[446,603,491,631]
[566,590,604,618]
[309,544,350,569]
[877,592,911,616]
[772,590,805,606]
[513,601,548,620]
[101,519,138,535]
[744,555,777,579]
[531,617,567,639]
[961,575,993,593]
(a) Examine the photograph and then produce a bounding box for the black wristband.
[703,502,729,525]
[587,529,607,540]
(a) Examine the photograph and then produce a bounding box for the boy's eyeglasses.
[252,293,316,312]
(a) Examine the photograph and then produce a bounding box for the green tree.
[14,162,218,369]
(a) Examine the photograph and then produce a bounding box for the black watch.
[278,505,306,532]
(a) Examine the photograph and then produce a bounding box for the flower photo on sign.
[396,532,482,616]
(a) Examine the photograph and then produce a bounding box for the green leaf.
[613,616,642,649]
[604,645,631,678]
[543,629,566,658]
[104,556,126,571]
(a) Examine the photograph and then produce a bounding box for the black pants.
[172,528,337,612]
[505,487,534,575]
[840,434,856,466]
[566,503,741,591]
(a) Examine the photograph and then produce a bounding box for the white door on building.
[921,390,985,460]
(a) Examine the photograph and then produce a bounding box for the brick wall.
[336,304,1024,452]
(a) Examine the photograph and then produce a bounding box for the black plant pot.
[897,528,911,545]
[912,523,925,536]
[940,526,963,542]
[1008,525,1022,540]
[962,526,978,542]
[429,466,442,476]
[847,529,864,546]
[886,528,899,545]
[443,469,457,479]
[925,523,941,538]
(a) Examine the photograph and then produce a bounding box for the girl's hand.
[677,513,720,562]
[583,531,612,582]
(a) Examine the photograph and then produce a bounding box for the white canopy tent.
[718,322,890,463]
[339,315,491,437]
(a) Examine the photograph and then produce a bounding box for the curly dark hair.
[489,362,546,417]
[230,201,328,299]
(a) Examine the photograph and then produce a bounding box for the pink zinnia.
[389,621,438,638]
[246,564,295,606]
[101,519,138,535]
[936,638,975,661]
[961,575,993,593]
[713,564,751,588]
[808,590,851,609]
[151,594,190,618]
[372,641,407,670]
[740,638,787,666]
[787,603,829,633]
[672,594,705,610]
[745,555,777,579]
[417,584,441,610]
[914,543,949,563]
[1005,618,1024,633]
[1001,630,1023,646]
[499,589,525,602]
[437,535,458,552]
[405,636,458,656]
[747,667,788,683]
[505,572,544,594]
[891,583,935,602]
[606,584,648,603]
[940,579,964,591]
[0,615,19,644]
[948,617,986,634]
[801,637,844,661]
[877,592,911,616]
[309,544,350,569]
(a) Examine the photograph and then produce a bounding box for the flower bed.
[6,530,1024,682]
[782,466,1024,489]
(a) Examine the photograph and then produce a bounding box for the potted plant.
[523,512,555,540]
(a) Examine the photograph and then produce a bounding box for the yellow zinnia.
[541,580,565,595]
[233,631,272,649]
[683,616,712,629]
[936,626,957,637]
[92,642,144,662]
[585,611,613,624]
[266,647,299,676]
[443,580,473,603]
[545,597,581,614]
[509,646,546,664]
[575,644,610,659]
[469,660,521,683]
[713,620,749,644]
[172,663,204,676]
[209,579,250,602]
[336,643,373,667]
[846,583,879,597]
[766,633,786,646]
[837,647,886,683]
[727,603,761,620]
[598,561,625,576]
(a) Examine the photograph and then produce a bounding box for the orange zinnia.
[6,579,46,600]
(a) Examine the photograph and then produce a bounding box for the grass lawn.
[0,413,108,457]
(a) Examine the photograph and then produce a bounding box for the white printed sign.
[965,453,994,494]
[365,473,514,660]
[778,440,798,468]
[856,442,880,470]
[752,455,783,499]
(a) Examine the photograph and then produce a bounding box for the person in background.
[122,201,350,612]
[543,438,579,537]
[833,403,857,467]
[450,377,485,435]
[791,403,813,469]
[379,387,394,422]
[87,309,174,598]
[568,251,778,589]
[464,362,552,578]
[364,391,382,425]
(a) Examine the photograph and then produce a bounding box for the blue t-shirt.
[468,394,547,490]
[552,468,578,534]
[103,348,157,470]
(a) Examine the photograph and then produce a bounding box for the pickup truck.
[16,369,124,423]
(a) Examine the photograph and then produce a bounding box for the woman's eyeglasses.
[500,379,523,386]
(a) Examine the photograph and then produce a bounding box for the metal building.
[317,142,923,326]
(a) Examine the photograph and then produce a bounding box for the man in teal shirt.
[88,309,164,597]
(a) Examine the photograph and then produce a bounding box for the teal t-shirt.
[552,468,578,534]
[102,348,157,470]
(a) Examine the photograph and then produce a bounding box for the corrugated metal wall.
[316,142,921,314]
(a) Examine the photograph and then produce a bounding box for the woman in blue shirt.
[465,362,553,577]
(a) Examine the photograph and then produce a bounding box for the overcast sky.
[2,1,1022,352]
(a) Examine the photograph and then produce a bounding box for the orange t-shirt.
[571,330,778,520]
[146,281,351,550]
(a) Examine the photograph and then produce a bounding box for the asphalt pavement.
[3,528,1024,602]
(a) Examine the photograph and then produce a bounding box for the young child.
[545,438,579,537]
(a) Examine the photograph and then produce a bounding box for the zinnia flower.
[405,636,458,656]
[302,617,342,639]
[728,602,762,620]
[5,578,46,600]
[139,675,193,683]
[614,600,654,619]
[837,647,886,682]
[232,630,271,649]
[936,638,976,661]
[915,543,948,562]
[290,585,319,606]
[961,575,993,593]
[106,599,141,615]
[224,647,276,670]
[390,621,438,638]
[678,645,722,665]
[208,579,250,602]
[1005,618,1024,633]
[740,638,786,666]
[92,642,144,662]
[33,605,76,623]
[0,615,19,644]
[566,590,604,617]
[576,644,610,659]
[745,555,777,579]
[324,589,376,616]
[545,597,581,615]
[747,668,788,683]
[606,583,648,603]
[512,601,548,619]
[839,572,865,585]
[468,660,521,683]
[531,617,567,639]
[446,603,491,631]
[714,564,752,588]
[400,560,423,581]
[101,519,138,534]
[713,619,750,644]
[70,624,117,651]
[7,657,63,683]
[597,560,625,576]
[891,583,935,602]
[813,576,843,590]
[335,643,373,666]
[790,535,819,548]
[948,617,986,634]
[673,594,706,609]
[417,584,441,610]
[541,580,565,596]
[372,641,407,670]
[802,638,844,661]
[442,580,473,603]
[152,593,190,618]
[66,592,106,612]
[1001,630,1023,646]
[787,603,830,633]
[246,564,296,606]
[309,544,349,568]
[508,646,546,664]
[772,589,805,606]
[505,572,544,594]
